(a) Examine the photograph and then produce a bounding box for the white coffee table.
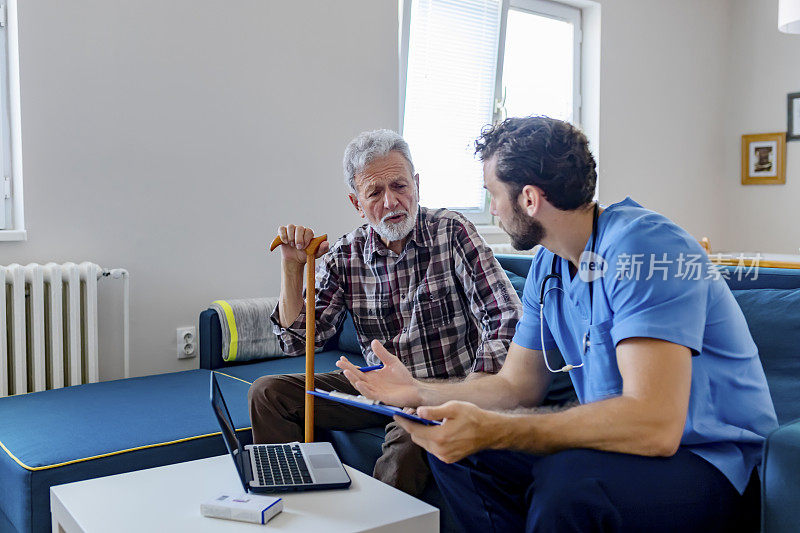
[50,455,439,532]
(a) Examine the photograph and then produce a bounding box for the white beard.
[370,205,418,243]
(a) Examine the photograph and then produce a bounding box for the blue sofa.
[199,254,800,532]
[0,254,797,532]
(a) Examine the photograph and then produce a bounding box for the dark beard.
[502,203,546,251]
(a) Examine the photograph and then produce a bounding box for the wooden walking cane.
[269,233,327,443]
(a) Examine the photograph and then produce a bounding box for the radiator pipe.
[101,268,130,378]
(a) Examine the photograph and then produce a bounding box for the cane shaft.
[269,232,326,444]
[304,253,315,443]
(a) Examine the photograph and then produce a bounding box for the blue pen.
[357,364,384,372]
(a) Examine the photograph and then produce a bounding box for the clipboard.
[307,390,442,426]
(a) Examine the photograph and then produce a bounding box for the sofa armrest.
[199,308,225,369]
[762,419,800,532]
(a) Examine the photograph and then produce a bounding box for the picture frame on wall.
[789,92,800,141]
[741,133,786,185]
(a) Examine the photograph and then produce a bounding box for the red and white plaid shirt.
[271,207,521,378]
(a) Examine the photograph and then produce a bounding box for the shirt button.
[401,294,406,300]
[402,327,408,333]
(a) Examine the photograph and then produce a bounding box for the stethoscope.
[538,202,599,373]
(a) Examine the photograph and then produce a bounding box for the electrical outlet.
[177,326,196,359]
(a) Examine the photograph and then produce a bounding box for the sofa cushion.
[0,370,253,533]
[0,370,251,469]
[504,268,527,297]
[497,253,539,278]
[761,418,800,531]
[724,266,800,290]
[326,426,386,475]
[732,288,800,425]
[218,350,367,384]
[337,313,361,354]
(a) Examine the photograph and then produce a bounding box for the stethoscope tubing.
[538,202,599,373]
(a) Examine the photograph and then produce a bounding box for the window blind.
[403,0,502,212]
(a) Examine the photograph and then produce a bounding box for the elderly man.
[248,129,522,496]
[337,117,777,531]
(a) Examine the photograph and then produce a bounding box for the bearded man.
[248,129,522,496]
[336,118,777,532]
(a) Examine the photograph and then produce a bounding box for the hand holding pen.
[357,364,384,372]
[336,340,424,407]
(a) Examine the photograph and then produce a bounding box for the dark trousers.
[248,370,430,496]
[429,447,760,533]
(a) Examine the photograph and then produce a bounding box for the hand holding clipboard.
[307,389,442,426]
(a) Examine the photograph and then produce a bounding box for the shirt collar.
[362,206,430,262]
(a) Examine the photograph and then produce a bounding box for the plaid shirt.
[270,207,521,379]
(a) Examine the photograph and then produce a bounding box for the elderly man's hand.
[276,224,330,267]
[336,340,423,407]
[394,401,504,464]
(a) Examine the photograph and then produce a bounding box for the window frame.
[0,0,25,241]
[399,0,583,228]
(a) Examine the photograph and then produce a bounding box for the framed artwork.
[741,133,786,185]
[789,92,800,141]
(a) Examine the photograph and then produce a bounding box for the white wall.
[3,0,795,379]
[595,0,800,255]
[718,0,800,254]
[594,0,730,244]
[0,0,398,378]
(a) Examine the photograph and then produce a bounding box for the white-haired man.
[248,129,524,496]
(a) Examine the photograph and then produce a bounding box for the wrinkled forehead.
[354,151,414,191]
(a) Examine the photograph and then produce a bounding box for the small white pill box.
[201,492,283,524]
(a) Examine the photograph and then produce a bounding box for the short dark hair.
[475,116,597,210]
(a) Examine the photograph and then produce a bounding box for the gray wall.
[597,0,800,255]
[719,0,800,254]
[595,0,729,245]
[0,0,398,378]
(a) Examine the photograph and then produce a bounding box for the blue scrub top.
[513,197,778,494]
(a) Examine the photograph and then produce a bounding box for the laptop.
[209,373,351,493]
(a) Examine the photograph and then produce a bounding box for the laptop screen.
[210,373,248,491]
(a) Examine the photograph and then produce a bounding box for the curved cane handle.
[269,234,328,255]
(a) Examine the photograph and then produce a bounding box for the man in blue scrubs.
[336,116,778,532]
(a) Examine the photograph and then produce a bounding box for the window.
[0,0,24,240]
[401,0,582,225]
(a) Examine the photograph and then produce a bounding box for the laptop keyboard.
[253,444,312,486]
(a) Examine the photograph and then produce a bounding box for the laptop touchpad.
[308,454,339,469]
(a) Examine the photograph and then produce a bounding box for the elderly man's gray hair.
[342,129,415,194]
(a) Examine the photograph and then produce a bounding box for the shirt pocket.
[585,318,623,400]
[415,278,456,328]
[350,295,393,341]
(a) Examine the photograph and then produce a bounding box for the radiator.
[1,262,129,397]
